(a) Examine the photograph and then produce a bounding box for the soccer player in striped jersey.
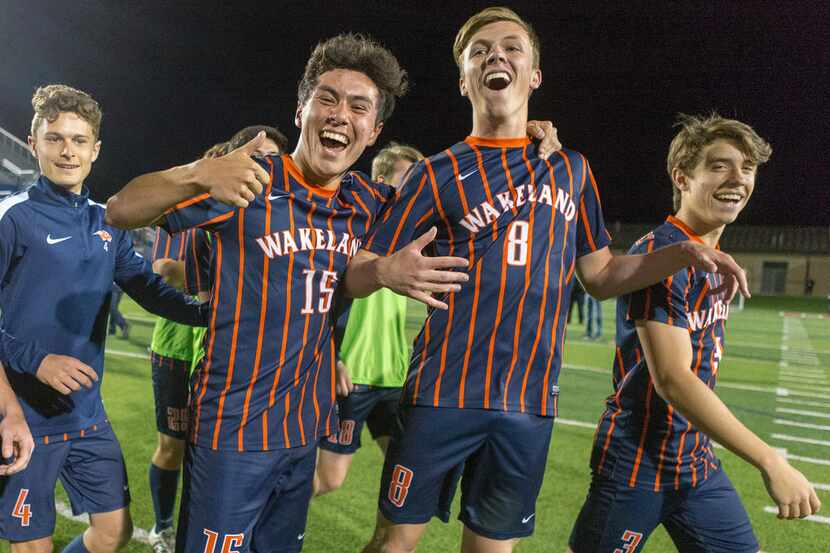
[105,34,424,553]
[314,142,424,496]
[348,8,753,553]
[146,130,286,552]
[568,114,820,553]
[0,85,206,553]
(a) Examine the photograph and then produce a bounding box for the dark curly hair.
[297,33,408,124]
[227,125,288,153]
[31,84,102,139]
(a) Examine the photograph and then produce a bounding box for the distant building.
[0,126,38,198]
[613,223,830,298]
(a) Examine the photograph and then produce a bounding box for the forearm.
[0,327,48,375]
[121,273,208,327]
[343,250,385,298]
[581,243,692,300]
[657,373,777,472]
[0,367,22,418]
[105,162,204,229]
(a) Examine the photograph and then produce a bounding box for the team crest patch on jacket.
[93,230,113,250]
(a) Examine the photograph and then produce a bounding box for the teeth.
[485,71,511,83]
[714,193,742,201]
[321,130,349,145]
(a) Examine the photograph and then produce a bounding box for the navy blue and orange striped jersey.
[150,226,188,263]
[163,154,392,451]
[366,136,611,417]
[183,228,212,297]
[591,215,727,490]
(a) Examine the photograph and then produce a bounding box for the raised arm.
[105,133,271,229]
[575,243,749,302]
[638,320,820,519]
[344,227,468,310]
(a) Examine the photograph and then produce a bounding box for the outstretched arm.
[576,243,749,302]
[639,320,820,519]
[344,227,468,310]
[105,133,271,229]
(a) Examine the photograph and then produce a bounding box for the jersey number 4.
[301,269,338,315]
[12,489,31,527]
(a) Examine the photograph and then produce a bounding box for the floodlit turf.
[5,296,827,552]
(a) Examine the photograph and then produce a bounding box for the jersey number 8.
[506,221,530,266]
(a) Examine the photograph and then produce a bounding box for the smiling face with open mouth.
[675,139,757,231]
[29,111,100,194]
[459,20,541,133]
[293,68,384,190]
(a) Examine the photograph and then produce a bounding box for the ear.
[671,167,690,191]
[91,140,102,163]
[294,101,304,129]
[459,76,468,97]
[366,121,384,147]
[27,135,37,159]
[530,68,542,91]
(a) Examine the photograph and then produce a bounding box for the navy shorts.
[176,441,317,553]
[319,385,401,454]
[378,405,554,540]
[569,467,759,553]
[151,352,191,439]
[0,425,130,542]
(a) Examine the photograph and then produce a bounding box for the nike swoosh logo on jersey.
[268,192,289,201]
[521,514,535,524]
[297,534,305,540]
[46,234,72,245]
[459,169,478,181]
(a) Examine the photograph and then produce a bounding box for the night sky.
[2,1,828,225]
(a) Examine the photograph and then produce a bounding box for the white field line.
[773,419,830,431]
[124,314,157,323]
[786,453,830,466]
[812,482,830,491]
[105,349,150,360]
[771,433,830,447]
[563,364,830,400]
[557,417,597,430]
[776,407,830,419]
[777,398,830,409]
[778,383,830,394]
[763,506,830,524]
[55,500,150,543]
[778,371,826,379]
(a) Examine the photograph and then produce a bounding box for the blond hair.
[371,142,424,182]
[31,84,102,139]
[453,7,540,72]
[668,113,772,211]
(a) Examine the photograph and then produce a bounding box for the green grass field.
[6,296,828,552]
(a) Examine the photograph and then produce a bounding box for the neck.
[290,147,343,190]
[470,103,528,139]
[673,209,724,248]
[44,176,84,196]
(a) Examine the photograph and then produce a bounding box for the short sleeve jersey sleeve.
[575,159,612,258]
[626,237,690,330]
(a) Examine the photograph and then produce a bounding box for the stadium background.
[1,1,828,551]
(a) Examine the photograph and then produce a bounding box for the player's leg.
[2,442,67,552]
[663,468,759,553]
[148,354,189,548]
[249,442,317,553]
[363,406,481,553]
[362,513,428,553]
[567,472,664,553]
[313,449,355,496]
[175,443,309,553]
[314,386,374,496]
[364,387,402,457]
[58,427,132,552]
[454,412,554,553]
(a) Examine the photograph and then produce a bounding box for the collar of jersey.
[282,154,338,199]
[36,176,90,207]
[464,136,531,149]
[665,214,712,246]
